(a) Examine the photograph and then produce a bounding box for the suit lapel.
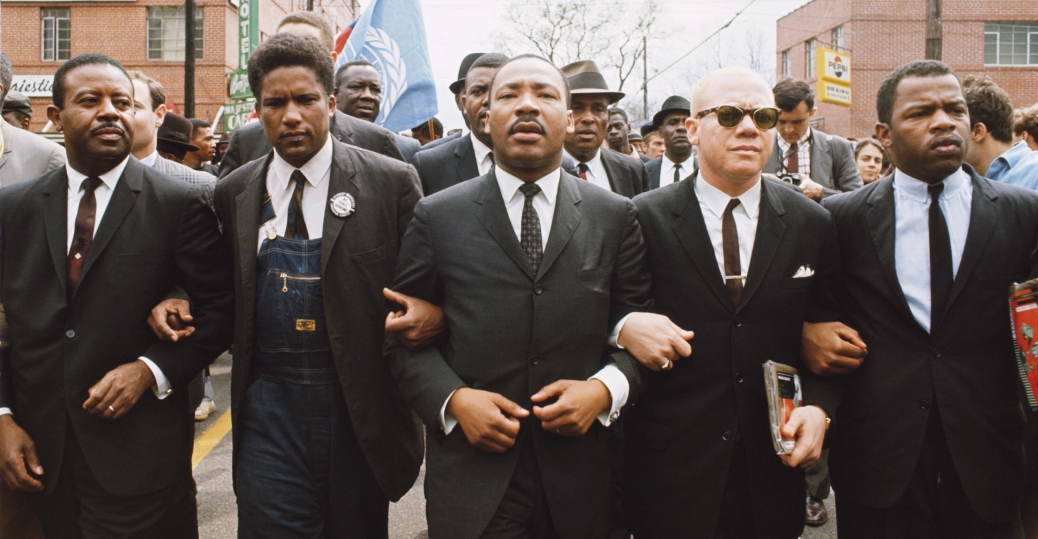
[332,110,353,145]
[766,140,783,173]
[671,175,733,313]
[456,136,479,184]
[235,154,272,297]
[810,134,831,183]
[321,142,360,273]
[41,168,70,290]
[476,172,535,280]
[738,181,785,312]
[536,173,582,281]
[600,151,624,196]
[865,179,915,320]
[946,169,999,312]
[79,159,142,282]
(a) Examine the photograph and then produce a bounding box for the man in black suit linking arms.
[386,54,653,539]
[0,53,233,538]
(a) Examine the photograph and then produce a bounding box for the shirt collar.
[470,133,493,164]
[271,136,333,192]
[694,171,762,221]
[496,166,561,206]
[564,148,603,178]
[893,166,970,204]
[140,151,159,167]
[67,155,131,193]
[777,127,812,153]
[994,141,1033,170]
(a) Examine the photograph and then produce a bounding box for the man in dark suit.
[422,53,485,152]
[333,59,422,163]
[618,67,835,539]
[606,108,650,163]
[386,54,653,539]
[645,95,697,190]
[0,53,233,538]
[808,60,1038,538]
[561,60,648,198]
[762,79,862,201]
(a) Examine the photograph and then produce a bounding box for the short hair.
[53,53,131,110]
[248,33,335,100]
[854,137,886,160]
[876,60,958,125]
[190,118,212,138]
[488,54,570,105]
[772,79,815,112]
[277,12,335,52]
[334,59,377,90]
[413,117,443,137]
[1016,104,1038,140]
[127,70,166,111]
[0,53,12,103]
[468,53,509,75]
[962,75,1015,143]
[609,108,628,123]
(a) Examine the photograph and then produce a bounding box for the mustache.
[89,122,125,136]
[929,133,963,149]
[509,116,545,134]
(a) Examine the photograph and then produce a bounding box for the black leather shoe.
[805,493,829,527]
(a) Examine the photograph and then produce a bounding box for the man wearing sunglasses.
[614,67,841,539]
[763,79,862,201]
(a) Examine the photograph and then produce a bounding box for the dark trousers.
[28,425,198,539]
[235,371,388,539]
[0,482,45,539]
[713,442,758,539]
[480,437,560,539]
[805,448,830,499]
[838,406,1021,539]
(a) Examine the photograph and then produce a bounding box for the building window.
[985,22,1038,65]
[147,7,203,61]
[41,8,71,62]
[782,49,791,78]
[805,39,816,78]
[831,26,844,51]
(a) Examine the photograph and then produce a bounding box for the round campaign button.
[329,192,355,218]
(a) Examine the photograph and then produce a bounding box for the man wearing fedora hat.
[561,60,649,198]
[1,91,33,130]
[645,95,698,190]
[422,52,485,152]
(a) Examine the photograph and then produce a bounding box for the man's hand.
[447,388,529,453]
[384,288,447,351]
[801,321,867,376]
[617,313,694,371]
[531,379,611,437]
[779,405,828,468]
[798,176,825,201]
[0,415,43,492]
[148,299,194,343]
[82,360,156,420]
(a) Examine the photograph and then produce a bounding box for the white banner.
[10,75,55,98]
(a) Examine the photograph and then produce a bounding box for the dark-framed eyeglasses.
[695,106,781,130]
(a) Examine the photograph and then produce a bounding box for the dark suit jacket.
[214,140,424,502]
[385,171,653,539]
[763,129,862,198]
[822,167,1038,523]
[419,129,462,152]
[218,110,404,178]
[623,174,842,539]
[0,158,234,496]
[598,148,650,197]
[645,155,698,190]
[394,133,422,163]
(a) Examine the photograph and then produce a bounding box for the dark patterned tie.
[928,183,952,332]
[673,163,683,185]
[67,176,102,300]
[722,198,744,307]
[285,170,309,240]
[577,163,589,181]
[786,142,799,174]
[519,183,543,274]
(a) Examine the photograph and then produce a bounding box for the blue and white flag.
[336,0,438,133]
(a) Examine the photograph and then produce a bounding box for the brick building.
[776,0,1038,138]
[1,0,358,132]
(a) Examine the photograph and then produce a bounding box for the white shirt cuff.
[608,313,634,348]
[439,388,460,435]
[0,408,11,417]
[590,362,628,426]
[139,357,172,400]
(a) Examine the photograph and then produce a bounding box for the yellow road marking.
[192,410,232,470]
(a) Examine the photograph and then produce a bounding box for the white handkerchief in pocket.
[792,265,815,278]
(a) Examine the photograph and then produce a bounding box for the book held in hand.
[763,360,802,455]
[1009,279,1038,411]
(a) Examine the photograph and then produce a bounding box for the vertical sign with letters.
[238,0,258,69]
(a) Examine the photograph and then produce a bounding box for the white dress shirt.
[564,149,613,193]
[695,172,762,282]
[776,128,813,176]
[893,168,972,333]
[258,137,333,251]
[659,153,692,188]
[470,134,495,177]
[138,151,158,168]
[438,167,629,433]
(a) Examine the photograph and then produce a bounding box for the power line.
[647,0,759,82]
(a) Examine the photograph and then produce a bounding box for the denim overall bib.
[236,193,388,539]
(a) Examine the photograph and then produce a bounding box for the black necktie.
[519,183,543,274]
[488,152,495,168]
[577,163,589,181]
[722,198,743,307]
[928,183,952,332]
[674,163,683,185]
[286,170,309,240]
[67,176,102,300]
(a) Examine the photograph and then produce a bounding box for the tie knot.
[82,177,102,193]
[519,183,541,199]
[788,141,798,153]
[578,163,589,172]
[290,170,308,192]
[724,198,742,215]
[928,182,944,201]
[488,152,495,165]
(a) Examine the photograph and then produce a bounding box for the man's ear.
[875,123,893,150]
[970,122,988,142]
[685,116,699,145]
[565,110,575,135]
[46,104,62,130]
[809,107,818,119]
[328,94,337,117]
[154,104,168,128]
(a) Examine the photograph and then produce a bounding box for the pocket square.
[792,265,815,278]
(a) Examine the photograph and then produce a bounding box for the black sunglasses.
[695,106,781,130]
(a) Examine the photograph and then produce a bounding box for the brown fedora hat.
[561,60,624,104]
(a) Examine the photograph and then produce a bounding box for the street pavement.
[193,352,836,539]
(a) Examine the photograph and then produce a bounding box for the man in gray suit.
[762,79,862,201]
[0,54,66,187]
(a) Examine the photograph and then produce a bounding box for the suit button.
[609,411,620,422]
[931,348,941,358]
[534,285,543,295]
[918,399,930,410]
[735,372,744,384]
[733,318,742,328]
[65,330,75,339]
[722,430,732,441]
[530,355,540,366]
